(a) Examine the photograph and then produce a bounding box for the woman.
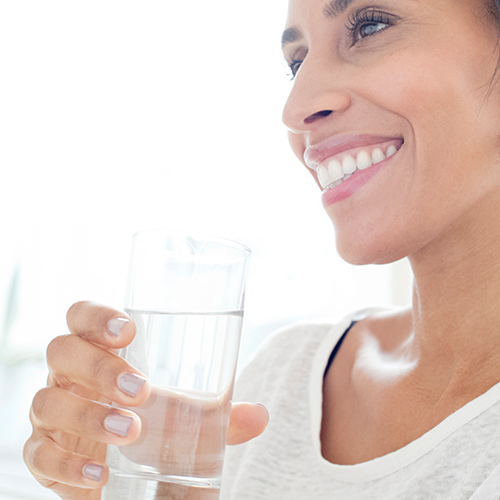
[24,0,500,498]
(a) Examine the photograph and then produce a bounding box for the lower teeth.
[327,172,354,189]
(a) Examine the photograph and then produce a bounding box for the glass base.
[103,471,220,500]
[103,445,221,500]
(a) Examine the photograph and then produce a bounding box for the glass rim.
[131,228,252,260]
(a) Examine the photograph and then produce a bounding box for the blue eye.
[347,8,395,43]
[359,22,388,38]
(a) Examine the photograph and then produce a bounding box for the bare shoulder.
[342,305,413,359]
[321,305,415,464]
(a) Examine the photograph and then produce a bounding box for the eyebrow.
[281,0,356,47]
[281,26,302,47]
[322,0,356,18]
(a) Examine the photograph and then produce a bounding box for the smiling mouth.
[312,140,404,190]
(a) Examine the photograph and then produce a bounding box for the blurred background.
[0,1,413,497]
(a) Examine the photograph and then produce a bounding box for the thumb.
[227,402,269,446]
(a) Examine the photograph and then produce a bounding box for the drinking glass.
[102,229,251,500]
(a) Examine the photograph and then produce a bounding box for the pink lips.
[321,161,387,206]
[304,133,404,206]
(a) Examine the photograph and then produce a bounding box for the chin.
[333,225,417,266]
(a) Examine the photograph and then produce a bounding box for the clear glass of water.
[103,229,251,500]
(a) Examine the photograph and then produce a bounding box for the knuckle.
[77,400,97,431]
[91,350,111,381]
[66,301,82,329]
[66,300,88,320]
[30,440,48,474]
[58,456,72,477]
[67,300,99,333]
[23,435,35,469]
[31,387,52,422]
[46,335,72,367]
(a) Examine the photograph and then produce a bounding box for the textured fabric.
[220,306,500,500]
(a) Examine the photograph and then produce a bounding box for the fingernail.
[118,373,147,397]
[104,413,134,437]
[107,318,129,337]
[253,403,269,414]
[83,463,104,482]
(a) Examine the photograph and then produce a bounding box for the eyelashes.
[287,59,303,81]
[284,7,398,80]
[346,8,394,42]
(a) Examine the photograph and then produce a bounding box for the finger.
[24,434,108,489]
[67,300,136,349]
[31,387,142,445]
[47,334,150,406]
[226,402,269,446]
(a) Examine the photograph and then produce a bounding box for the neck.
[407,188,500,393]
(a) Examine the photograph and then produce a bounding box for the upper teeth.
[317,144,398,189]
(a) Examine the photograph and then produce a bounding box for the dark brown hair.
[494,0,500,16]
[488,0,500,27]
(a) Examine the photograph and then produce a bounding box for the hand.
[23,301,269,500]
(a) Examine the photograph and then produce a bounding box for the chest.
[319,330,459,465]
[320,374,428,465]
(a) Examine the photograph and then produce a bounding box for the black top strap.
[323,320,358,379]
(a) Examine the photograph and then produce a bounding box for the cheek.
[329,55,500,265]
[362,44,500,198]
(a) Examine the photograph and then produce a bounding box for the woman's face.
[282,0,500,265]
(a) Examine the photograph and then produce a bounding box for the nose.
[282,58,352,134]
